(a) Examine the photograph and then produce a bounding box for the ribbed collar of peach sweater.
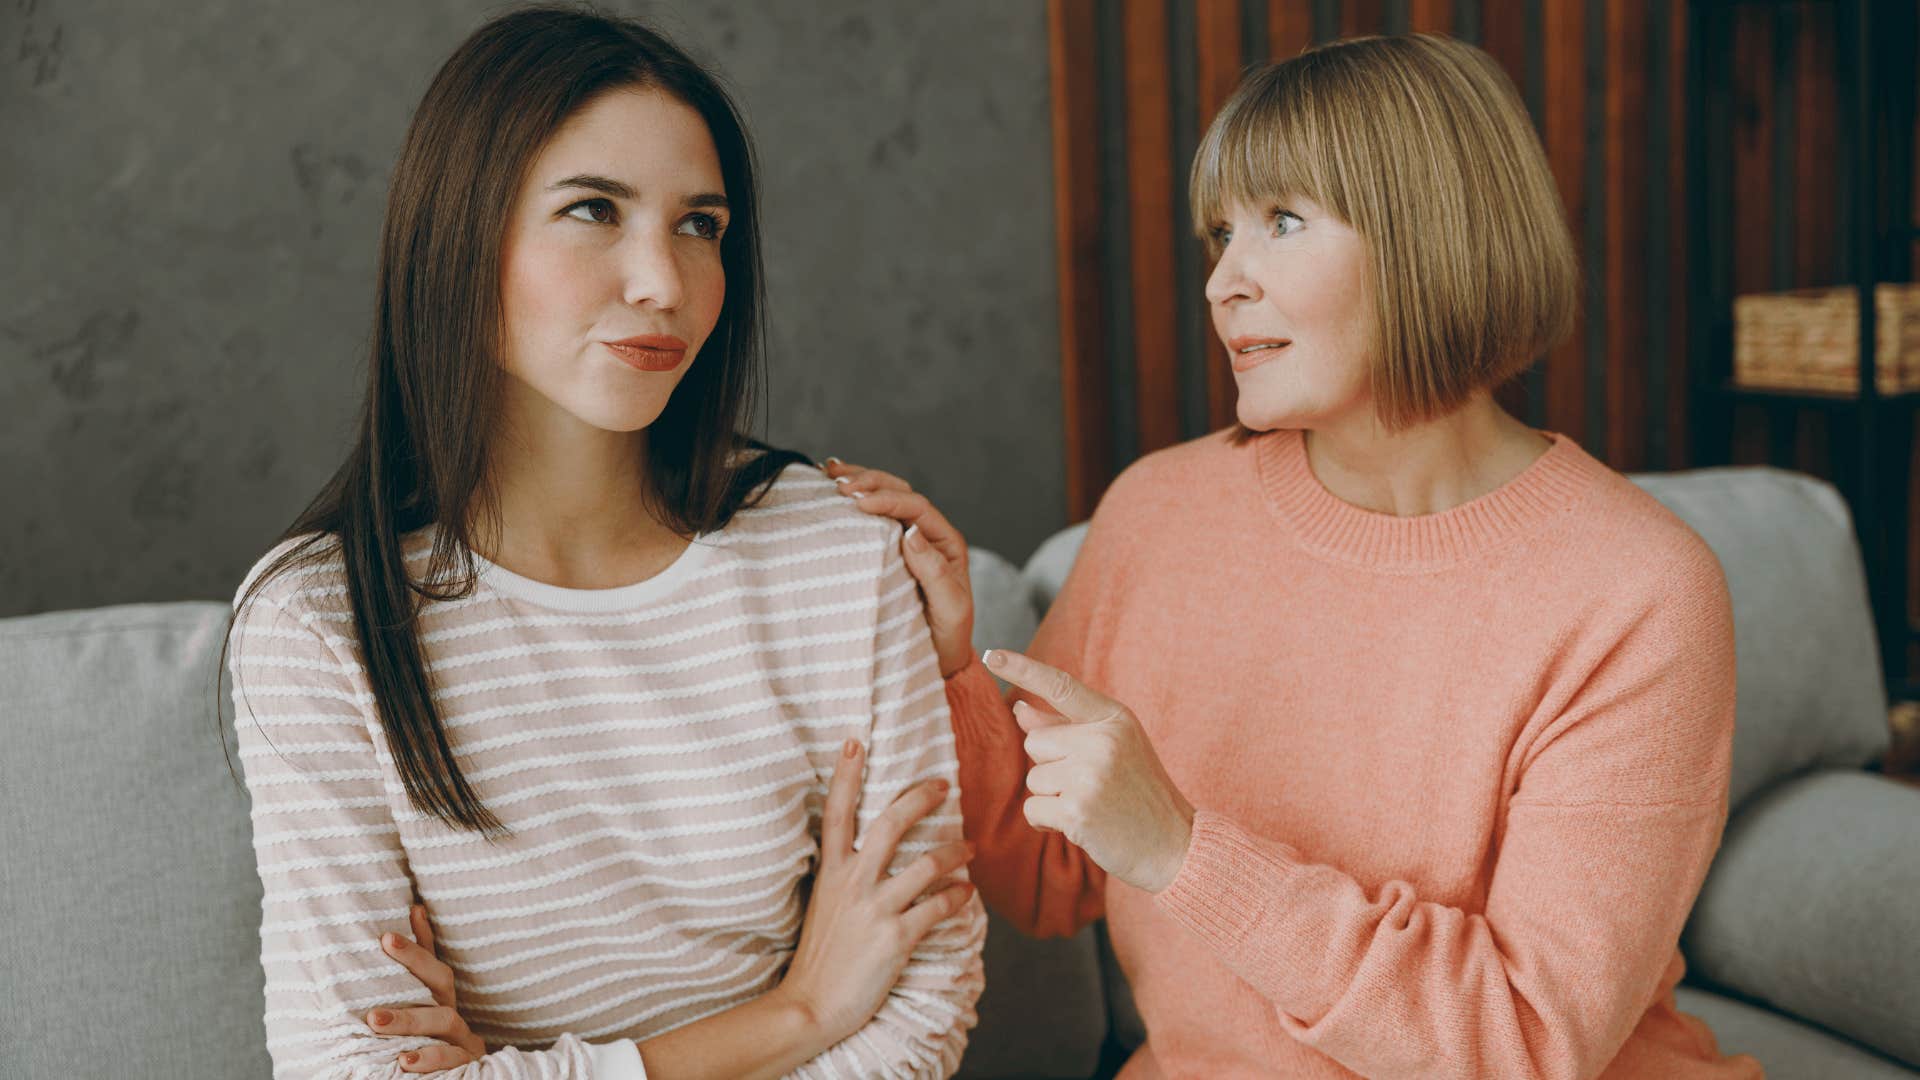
[1257,426,1604,570]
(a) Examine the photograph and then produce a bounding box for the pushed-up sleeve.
[1148,549,1740,1080]
[231,586,641,1079]
[944,509,1130,941]
[787,534,987,1078]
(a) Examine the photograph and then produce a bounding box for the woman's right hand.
[823,458,975,677]
[775,737,975,1044]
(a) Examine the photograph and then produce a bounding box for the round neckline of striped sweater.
[1253,425,1606,570]
[465,531,716,613]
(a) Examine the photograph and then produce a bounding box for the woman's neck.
[1302,393,1552,518]
[476,397,689,591]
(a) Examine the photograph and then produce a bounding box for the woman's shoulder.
[1567,463,1731,611]
[720,460,904,561]
[1091,428,1243,524]
[231,531,359,623]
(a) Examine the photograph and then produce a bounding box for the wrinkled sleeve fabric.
[945,497,1149,941]
[231,588,639,1079]
[1151,550,1739,1080]
[786,536,987,1078]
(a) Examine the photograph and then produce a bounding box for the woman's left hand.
[983,649,1196,893]
[364,903,488,1073]
[823,458,974,678]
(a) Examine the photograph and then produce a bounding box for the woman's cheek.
[504,239,604,335]
[690,255,727,347]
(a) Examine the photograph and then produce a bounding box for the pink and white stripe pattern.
[230,466,985,1079]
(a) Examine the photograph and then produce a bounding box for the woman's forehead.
[533,89,722,193]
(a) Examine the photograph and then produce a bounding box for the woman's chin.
[1235,399,1313,434]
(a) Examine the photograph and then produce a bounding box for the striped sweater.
[228,465,986,1079]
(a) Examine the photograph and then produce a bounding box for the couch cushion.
[1674,986,1918,1079]
[959,912,1110,1079]
[1022,522,1089,613]
[0,602,271,1079]
[1682,768,1920,1068]
[1629,467,1890,809]
[970,546,1040,657]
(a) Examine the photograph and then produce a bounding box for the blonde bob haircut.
[1192,33,1578,436]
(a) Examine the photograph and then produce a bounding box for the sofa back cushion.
[0,602,271,1080]
[1682,768,1920,1069]
[1628,467,1889,808]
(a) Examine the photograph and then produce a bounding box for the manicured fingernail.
[385,933,405,950]
[834,475,851,486]
[843,738,859,758]
[401,1052,418,1066]
[904,524,927,552]
[934,779,950,795]
[370,1010,392,1026]
[826,456,843,465]
[982,649,1002,668]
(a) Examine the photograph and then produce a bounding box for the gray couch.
[3,464,1917,1078]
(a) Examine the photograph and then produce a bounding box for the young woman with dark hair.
[226,7,983,1077]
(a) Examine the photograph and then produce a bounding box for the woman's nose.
[1204,244,1256,306]
[622,236,685,311]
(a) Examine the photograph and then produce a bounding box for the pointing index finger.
[981,650,1119,724]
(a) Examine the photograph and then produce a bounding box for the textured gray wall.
[0,0,1064,617]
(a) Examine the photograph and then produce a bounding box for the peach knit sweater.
[943,427,1765,1080]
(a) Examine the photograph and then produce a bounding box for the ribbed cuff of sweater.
[945,654,1021,751]
[1154,810,1316,984]
[585,1038,647,1079]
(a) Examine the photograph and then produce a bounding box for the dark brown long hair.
[222,4,808,838]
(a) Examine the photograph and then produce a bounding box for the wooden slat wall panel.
[1605,1,1650,473]
[1197,0,1244,432]
[1407,0,1452,35]
[1046,0,1916,536]
[1047,0,1110,522]
[1123,0,1182,458]
[1342,0,1386,38]
[1480,0,1534,424]
[1268,0,1312,63]
[1794,1,1837,479]
[1542,0,1586,445]
[1666,0,1690,469]
[1729,7,1775,468]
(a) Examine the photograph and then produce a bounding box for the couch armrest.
[1681,769,1920,1070]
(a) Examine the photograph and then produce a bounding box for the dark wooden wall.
[1047,0,1920,497]
[1048,0,1920,663]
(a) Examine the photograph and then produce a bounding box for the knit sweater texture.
[230,465,984,1079]
[943,426,1765,1080]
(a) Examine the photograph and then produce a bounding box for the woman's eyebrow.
[547,173,637,198]
[545,174,728,211]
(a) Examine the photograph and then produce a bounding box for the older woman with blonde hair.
[833,31,1766,1080]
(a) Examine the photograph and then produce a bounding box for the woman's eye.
[1272,211,1303,237]
[564,198,617,225]
[678,213,724,241]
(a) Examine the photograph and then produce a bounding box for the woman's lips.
[1228,338,1290,373]
[604,340,686,372]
